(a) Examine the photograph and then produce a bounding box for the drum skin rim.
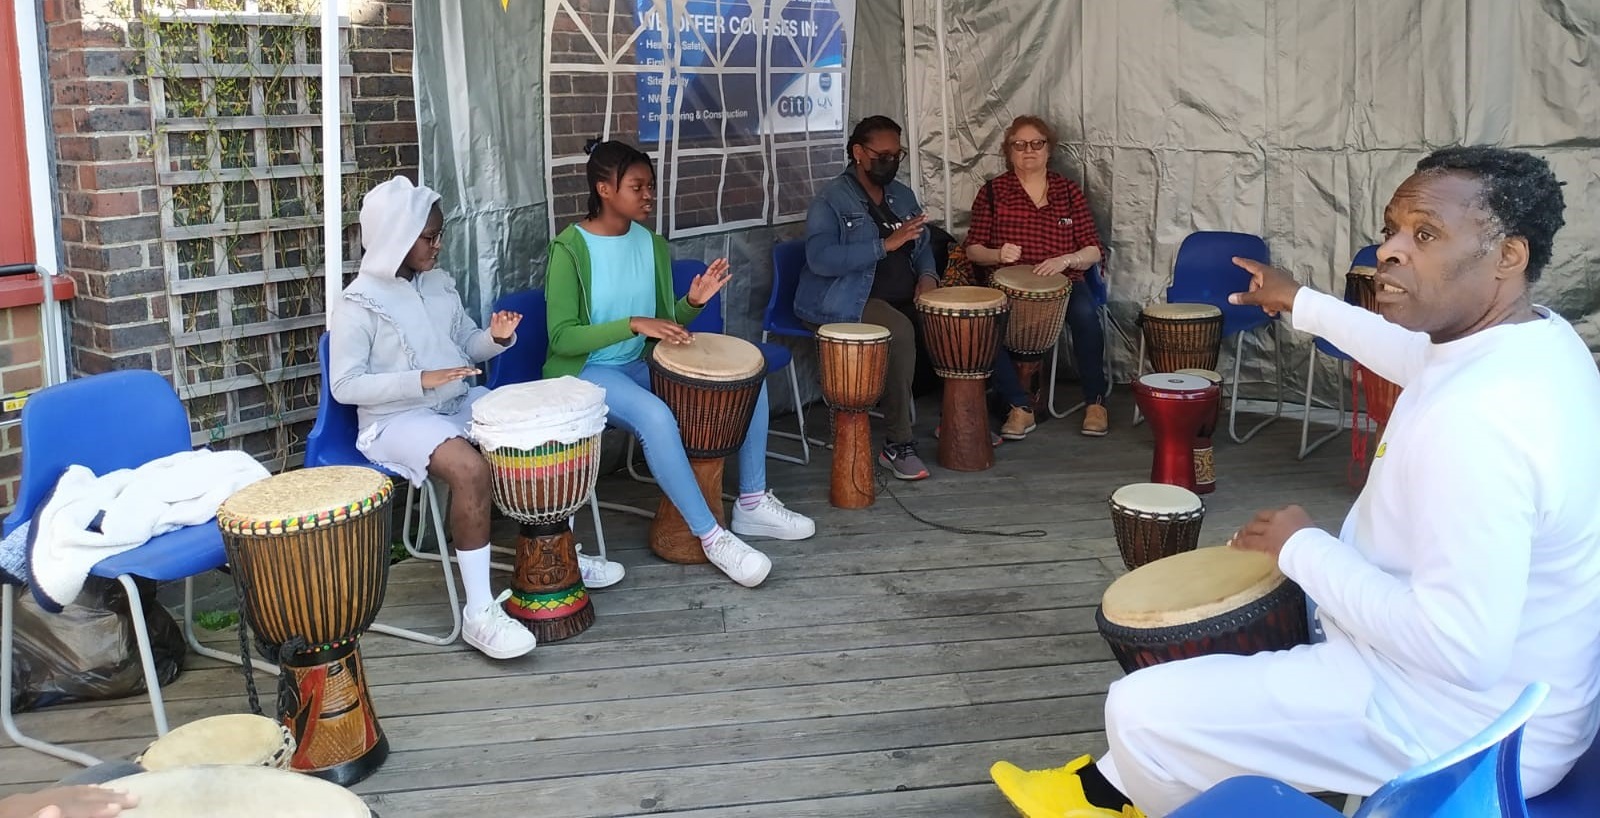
[1110,482,1204,516]
[1100,546,1287,628]
[648,332,765,382]
[1136,372,1214,393]
[107,765,372,816]
[217,467,393,537]
[991,266,1070,297]
[1142,302,1223,320]
[817,322,892,342]
[1095,578,1306,647]
[915,285,1008,312]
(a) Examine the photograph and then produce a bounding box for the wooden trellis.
[145,8,358,468]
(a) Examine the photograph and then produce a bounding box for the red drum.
[1095,546,1311,673]
[1133,373,1220,492]
[1174,368,1222,494]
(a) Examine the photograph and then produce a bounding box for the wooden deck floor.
[0,392,1367,816]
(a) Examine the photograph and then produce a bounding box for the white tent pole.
[15,0,66,385]
[899,0,921,201]
[322,0,343,329]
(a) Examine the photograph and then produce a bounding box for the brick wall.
[0,302,48,510]
[36,0,418,464]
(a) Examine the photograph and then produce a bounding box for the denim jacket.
[793,169,936,325]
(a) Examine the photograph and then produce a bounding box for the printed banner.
[633,0,850,143]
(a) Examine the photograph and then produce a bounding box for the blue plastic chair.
[306,333,461,646]
[1298,244,1379,459]
[0,370,255,765]
[1169,682,1549,818]
[1047,259,1116,418]
[1140,231,1284,443]
[487,289,649,536]
[762,242,830,460]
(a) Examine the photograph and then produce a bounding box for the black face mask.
[864,156,900,187]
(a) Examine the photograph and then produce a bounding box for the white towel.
[26,449,270,612]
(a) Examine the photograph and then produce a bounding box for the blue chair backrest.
[304,333,368,469]
[487,289,549,389]
[1083,262,1109,308]
[3,370,193,536]
[671,259,723,333]
[1168,231,1271,329]
[1352,243,1379,269]
[767,239,809,335]
[1356,682,1547,818]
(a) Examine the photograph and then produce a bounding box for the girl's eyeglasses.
[418,230,445,247]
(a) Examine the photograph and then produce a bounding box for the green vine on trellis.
[120,0,397,469]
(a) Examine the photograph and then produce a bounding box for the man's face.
[1374,171,1514,341]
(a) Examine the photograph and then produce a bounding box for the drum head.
[469,376,608,452]
[1101,546,1286,629]
[137,714,290,771]
[817,322,891,342]
[1173,368,1222,384]
[1137,372,1212,392]
[992,266,1069,295]
[217,466,391,536]
[110,765,371,816]
[650,332,765,382]
[1143,302,1222,321]
[1110,483,1203,515]
[915,285,1008,311]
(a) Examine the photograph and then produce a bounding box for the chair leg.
[767,365,827,462]
[1131,333,1147,426]
[1298,351,1346,460]
[370,482,463,646]
[626,434,658,486]
[587,492,608,561]
[182,577,277,676]
[1228,324,1286,444]
[1048,333,1086,419]
[1,584,102,766]
[114,574,169,737]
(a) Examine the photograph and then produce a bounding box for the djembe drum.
[469,377,608,642]
[915,286,1010,472]
[647,332,766,563]
[135,714,296,772]
[1174,368,1223,494]
[816,323,891,509]
[1095,546,1310,673]
[991,265,1071,403]
[1346,264,1403,452]
[217,466,394,785]
[1141,303,1223,373]
[1108,483,1206,571]
[1133,373,1220,491]
[106,765,373,817]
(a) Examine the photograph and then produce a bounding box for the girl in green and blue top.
[543,140,816,588]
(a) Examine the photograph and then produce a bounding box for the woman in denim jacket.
[794,115,1031,480]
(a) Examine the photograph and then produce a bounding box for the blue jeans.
[579,359,768,537]
[1065,284,1109,403]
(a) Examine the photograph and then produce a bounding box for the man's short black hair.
[1415,146,1566,282]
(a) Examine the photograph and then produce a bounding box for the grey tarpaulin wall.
[415,0,1598,415]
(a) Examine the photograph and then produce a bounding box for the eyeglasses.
[418,229,444,247]
[862,145,909,162]
[1008,139,1049,152]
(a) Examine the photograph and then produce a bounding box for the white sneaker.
[462,590,538,660]
[701,529,772,588]
[730,491,816,541]
[575,544,625,589]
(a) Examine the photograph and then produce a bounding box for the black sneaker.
[878,441,930,480]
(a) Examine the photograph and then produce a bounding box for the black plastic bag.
[7,575,185,712]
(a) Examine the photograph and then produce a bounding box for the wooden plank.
[158,113,353,132]
[158,160,357,188]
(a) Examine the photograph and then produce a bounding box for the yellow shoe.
[989,755,1145,818]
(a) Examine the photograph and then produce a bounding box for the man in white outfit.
[991,145,1600,817]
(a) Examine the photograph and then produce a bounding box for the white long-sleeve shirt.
[1280,287,1600,793]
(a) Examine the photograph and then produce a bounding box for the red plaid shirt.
[964,171,1102,280]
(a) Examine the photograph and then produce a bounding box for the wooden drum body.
[1141,303,1223,373]
[1174,368,1223,494]
[1095,546,1310,674]
[817,323,891,509]
[217,466,394,786]
[1347,266,1403,434]
[470,377,608,642]
[1133,373,1220,492]
[915,286,1009,472]
[992,266,1071,402]
[1108,483,1205,571]
[647,333,766,563]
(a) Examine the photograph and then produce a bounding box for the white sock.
[737,491,766,511]
[698,525,725,546]
[457,545,494,613]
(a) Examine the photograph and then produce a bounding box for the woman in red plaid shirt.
[965,116,1110,437]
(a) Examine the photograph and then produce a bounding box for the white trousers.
[1097,636,1425,817]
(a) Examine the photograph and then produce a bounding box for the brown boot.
[1081,404,1109,437]
[1000,406,1037,440]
